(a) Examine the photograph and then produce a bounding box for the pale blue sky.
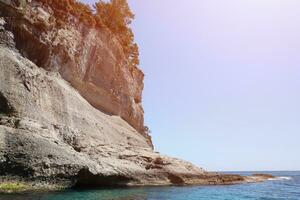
[84,0,300,171]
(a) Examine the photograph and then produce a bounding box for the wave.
[269,176,292,181]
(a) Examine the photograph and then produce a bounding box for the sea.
[1,171,299,200]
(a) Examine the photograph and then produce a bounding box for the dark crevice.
[0,154,34,178]
[167,173,185,185]
[74,168,133,188]
[0,92,14,116]
[0,3,51,69]
[12,26,51,68]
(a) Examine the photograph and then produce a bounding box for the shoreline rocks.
[0,173,275,193]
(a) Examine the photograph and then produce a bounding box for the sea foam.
[269,176,292,181]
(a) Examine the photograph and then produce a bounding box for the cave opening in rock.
[74,168,133,188]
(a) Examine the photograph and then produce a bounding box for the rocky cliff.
[0,0,147,138]
[0,0,271,188]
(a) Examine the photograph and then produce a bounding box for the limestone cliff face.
[0,15,212,186]
[0,0,147,139]
[0,0,208,186]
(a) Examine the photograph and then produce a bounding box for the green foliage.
[38,0,96,26]
[94,0,134,33]
[94,0,139,66]
[37,0,139,67]
[0,182,28,193]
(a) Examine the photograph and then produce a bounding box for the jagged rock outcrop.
[0,1,273,188]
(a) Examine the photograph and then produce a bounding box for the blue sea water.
[1,171,299,200]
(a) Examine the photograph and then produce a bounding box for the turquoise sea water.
[1,171,299,200]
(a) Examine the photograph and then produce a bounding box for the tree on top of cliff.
[37,0,139,67]
[94,0,134,31]
[38,0,96,26]
[94,0,140,67]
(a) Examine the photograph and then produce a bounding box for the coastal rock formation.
[0,18,208,186]
[0,1,273,187]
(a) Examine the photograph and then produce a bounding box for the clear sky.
[84,0,300,171]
